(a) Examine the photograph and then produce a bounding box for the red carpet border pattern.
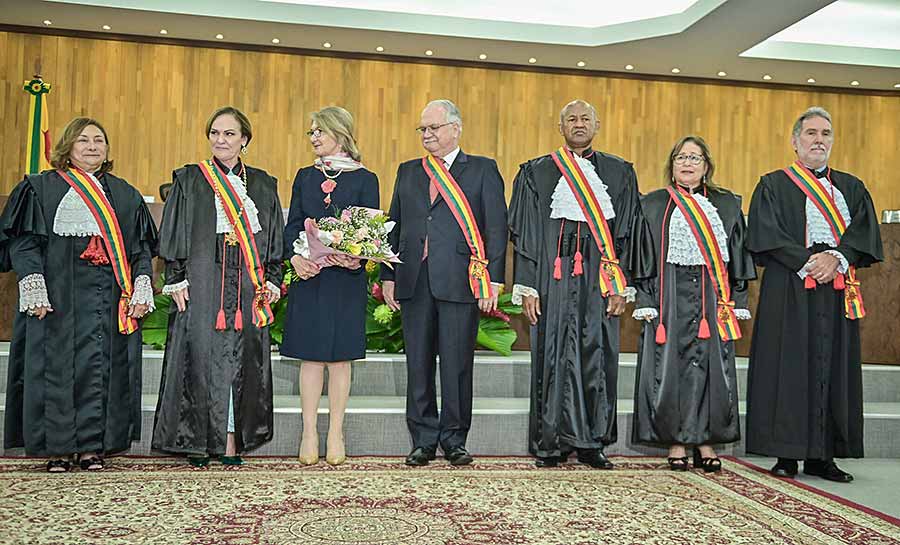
[1,456,898,545]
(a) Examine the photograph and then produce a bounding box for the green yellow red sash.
[57,168,137,335]
[550,147,628,297]
[421,155,493,298]
[783,161,865,319]
[198,160,274,327]
[665,186,741,340]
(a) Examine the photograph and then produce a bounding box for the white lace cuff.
[632,307,658,321]
[162,279,189,295]
[824,250,849,274]
[621,286,636,304]
[19,274,52,312]
[735,309,752,321]
[130,275,155,311]
[293,233,311,259]
[511,284,539,305]
[266,281,281,304]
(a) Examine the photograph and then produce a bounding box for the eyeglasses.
[673,153,705,166]
[415,122,454,135]
[306,128,324,138]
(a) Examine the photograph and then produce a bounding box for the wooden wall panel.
[1,30,898,214]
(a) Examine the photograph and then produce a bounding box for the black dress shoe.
[770,458,798,478]
[804,459,854,483]
[405,447,436,466]
[444,446,474,466]
[576,449,614,469]
[534,456,559,468]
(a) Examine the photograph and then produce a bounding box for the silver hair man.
[792,106,833,138]
[559,99,598,125]
[424,99,463,131]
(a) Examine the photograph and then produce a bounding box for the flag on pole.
[23,76,52,174]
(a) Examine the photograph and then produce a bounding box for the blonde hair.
[310,106,361,161]
[50,117,113,174]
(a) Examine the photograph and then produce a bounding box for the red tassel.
[80,235,110,266]
[833,273,845,290]
[698,317,711,339]
[804,275,817,289]
[233,308,243,331]
[572,251,583,276]
[215,309,226,331]
[655,323,667,345]
[553,257,562,280]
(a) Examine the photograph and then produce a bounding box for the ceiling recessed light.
[807,78,816,84]
[159,29,168,35]
[894,83,900,88]
[323,42,332,48]
[376,46,384,52]
[762,74,773,80]
[577,61,586,67]
[528,57,537,64]
[425,50,433,56]
[624,64,634,70]
[671,67,681,74]
[42,20,52,25]
[717,71,727,77]
[478,53,487,60]
[101,24,111,30]
[271,38,280,44]
[215,34,224,40]
[850,80,860,86]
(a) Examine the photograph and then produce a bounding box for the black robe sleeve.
[614,166,655,287]
[0,177,49,275]
[725,193,755,311]
[834,174,883,268]
[130,200,158,279]
[264,178,285,287]
[508,162,541,290]
[158,168,193,285]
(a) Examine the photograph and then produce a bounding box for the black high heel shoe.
[692,447,722,473]
[667,456,690,471]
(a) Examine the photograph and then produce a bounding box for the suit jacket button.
[427,215,432,221]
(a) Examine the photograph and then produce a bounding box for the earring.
[241,145,248,156]
[702,174,707,184]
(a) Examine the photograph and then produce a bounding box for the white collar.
[442,147,461,168]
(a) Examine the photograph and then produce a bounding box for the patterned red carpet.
[1,456,898,545]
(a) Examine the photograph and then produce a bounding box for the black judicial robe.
[745,168,882,460]
[1,171,157,456]
[509,151,653,457]
[152,161,284,456]
[632,187,755,447]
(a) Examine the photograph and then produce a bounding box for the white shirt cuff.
[621,286,636,304]
[824,249,850,274]
[632,307,658,321]
[734,309,752,321]
[162,279,190,295]
[266,280,282,304]
[511,284,539,305]
[19,273,52,312]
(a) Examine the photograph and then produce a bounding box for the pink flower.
[371,282,384,302]
[321,179,337,194]
[280,283,288,297]
[341,209,352,222]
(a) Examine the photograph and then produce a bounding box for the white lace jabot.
[550,154,616,222]
[53,173,103,237]
[805,173,851,248]
[667,193,729,266]
[216,172,262,234]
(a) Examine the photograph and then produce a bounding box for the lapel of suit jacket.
[431,149,469,209]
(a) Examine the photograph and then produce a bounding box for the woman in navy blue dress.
[282,106,379,466]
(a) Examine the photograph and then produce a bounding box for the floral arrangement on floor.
[142,262,522,356]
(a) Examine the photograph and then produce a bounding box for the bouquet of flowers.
[293,206,401,267]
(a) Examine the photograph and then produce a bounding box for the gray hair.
[792,107,832,138]
[560,99,598,125]
[424,99,463,130]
